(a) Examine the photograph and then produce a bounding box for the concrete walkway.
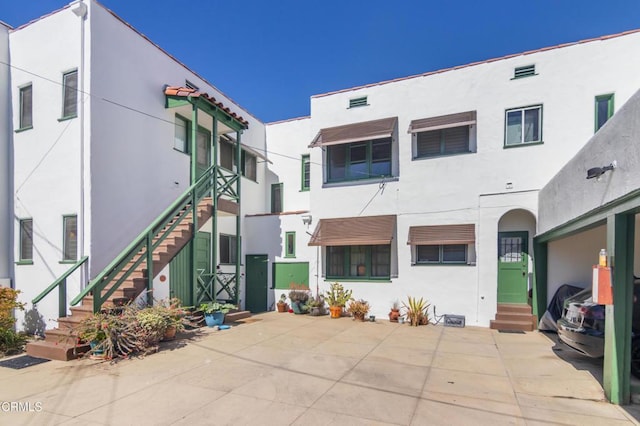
[1,312,639,425]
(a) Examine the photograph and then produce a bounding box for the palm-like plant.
[402,296,430,326]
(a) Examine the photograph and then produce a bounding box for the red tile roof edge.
[245,210,310,218]
[93,0,262,125]
[312,28,640,99]
[164,86,249,128]
[266,116,311,125]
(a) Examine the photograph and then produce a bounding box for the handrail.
[71,164,217,311]
[32,256,88,318]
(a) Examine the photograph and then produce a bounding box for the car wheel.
[631,338,640,379]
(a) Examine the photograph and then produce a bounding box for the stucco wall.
[0,22,11,282]
[538,88,640,234]
[10,6,85,328]
[267,30,640,325]
[87,2,266,275]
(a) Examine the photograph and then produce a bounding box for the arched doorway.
[497,209,536,304]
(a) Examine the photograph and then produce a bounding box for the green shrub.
[0,287,25,330]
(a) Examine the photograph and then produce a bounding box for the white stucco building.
[257,29,640,328]
[3,1,640,355]
[6,1,268,343]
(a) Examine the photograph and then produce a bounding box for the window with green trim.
[19,84,33,130]
[219,137,257,181]
[505,105,542,146]
[301,155,310,191]
[19,218,33,262]
[63,215,78,261]
[285,232,296,258]
[61,70,78,119]
[415,126,470,158]
[219,234,237,264]
[595,94,614,132]
[271,183,283,213]
[326,245,390,279]
[327,138,391,182]
[416,244,467,264]
[174,115,190,153]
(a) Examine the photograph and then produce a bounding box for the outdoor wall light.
[301,214,313,225]
[586,160,617,180]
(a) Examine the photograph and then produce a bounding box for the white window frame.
[504,105,542,146]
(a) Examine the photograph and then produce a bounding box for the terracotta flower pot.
[389,309,400,322]
[329,306,343,319]
[163,325,177,340]
[276,302,287,313]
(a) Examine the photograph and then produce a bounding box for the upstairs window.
[327,138,391,182]
[19,218,33,262]
[19,84,33,130]
[174,115,190,153]
[409,111,476,159]
[595,94,614,132]
[62,70,78,119]
[241,151,257,181]
[505,105,542,146]
[301,155,310,191]
[220,137,234,170]
[271,183,283,213]
[63,215,77,261]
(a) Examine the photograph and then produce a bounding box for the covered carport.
[533,88,640,404]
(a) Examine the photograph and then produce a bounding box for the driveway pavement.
[0,312,639,425]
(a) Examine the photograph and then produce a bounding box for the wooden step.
[26,340,90,361]
[224,311,251,323]
[489,319,534,332]
[496,303,532,314]
[496,312,534,322]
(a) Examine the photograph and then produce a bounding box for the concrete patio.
[1,311,639,425]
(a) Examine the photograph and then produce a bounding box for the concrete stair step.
[489,319,534,332]
[26,340,90,361]
[42,327,79,344]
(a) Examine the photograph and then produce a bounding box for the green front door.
[169,231,211,306]
[245,255,268,313]
[497,231,529,304]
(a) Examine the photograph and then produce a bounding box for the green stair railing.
[32,256,89,318]
[71,164,217,313]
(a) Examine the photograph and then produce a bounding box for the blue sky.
[3,0,640,123]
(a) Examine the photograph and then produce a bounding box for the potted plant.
[402,296,430,326]
[288,290,310,314]
[388,300,400,322]
[77,312,109,358]
[306,294,326,316]
[325,282,353,319]
[276,293,288,313]
[347,299,370,321]
[199,302,237,327]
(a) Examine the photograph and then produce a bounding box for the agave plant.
[403,296,430,326]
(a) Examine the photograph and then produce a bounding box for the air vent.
[513,65,536,79]
[349,96,368,108]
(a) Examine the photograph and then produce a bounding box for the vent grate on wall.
[349,96,368,108]
[513,65,536,79]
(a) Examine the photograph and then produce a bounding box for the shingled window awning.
[309,215,396,246]
[407,111,476,134]
[309,117,397,148]
[407,224,475,245]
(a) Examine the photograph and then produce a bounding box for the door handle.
[522,271,526,277]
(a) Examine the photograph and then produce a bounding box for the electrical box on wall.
[593,265,613,305]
